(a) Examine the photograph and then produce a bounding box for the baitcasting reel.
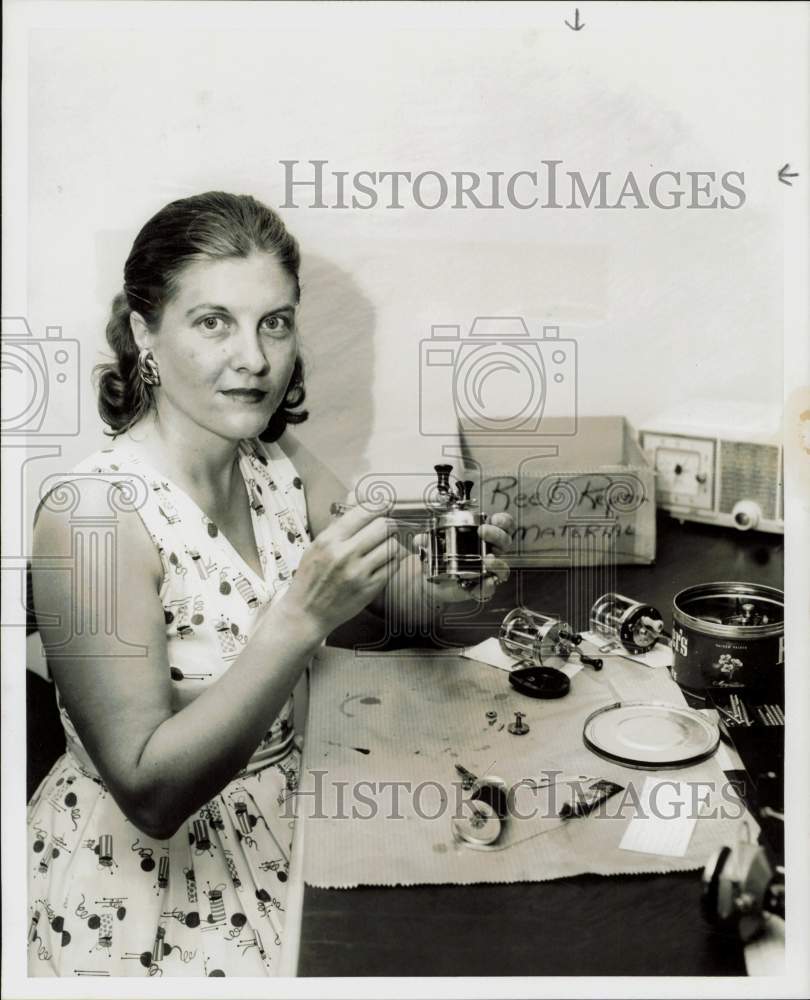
[590,592,665,654]
[701,837,784,943]
[424,464,491,586]
[499,607,603,672]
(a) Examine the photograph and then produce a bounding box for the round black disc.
[508,665,570,699]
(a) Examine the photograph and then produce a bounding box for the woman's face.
[147,252,299,443]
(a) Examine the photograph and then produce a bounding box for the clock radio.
[640,401,783,534]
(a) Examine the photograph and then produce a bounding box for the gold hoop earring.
[137,348,161,387]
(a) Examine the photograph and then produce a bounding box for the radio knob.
[695,472,708,485]
[731,500,762,531]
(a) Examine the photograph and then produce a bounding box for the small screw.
[508,711,530,736]
[454,764,477,790]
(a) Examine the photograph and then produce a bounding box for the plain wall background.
[14,2,792,528]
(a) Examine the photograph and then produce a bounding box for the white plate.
[583,701,719,768]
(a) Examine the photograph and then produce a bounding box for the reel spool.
[590,592,664,654]
[701,837,784,943]
[499,607,602,672]
[424,464,490,586]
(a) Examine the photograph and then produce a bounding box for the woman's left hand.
[479,512,515,558]
[415,512,515,606]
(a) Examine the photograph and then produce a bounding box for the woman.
[28,192,513,976]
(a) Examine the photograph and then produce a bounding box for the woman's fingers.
[410,531,429,556]
[361,533,408,576]
[349,515,399,557]
[458,573,499,604]
[329,502,385,542]
[479,513,515,554]
[484,554,510,585]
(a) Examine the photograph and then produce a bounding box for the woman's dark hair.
[95,191,308,441]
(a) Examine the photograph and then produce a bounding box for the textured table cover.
[300,644,752,888]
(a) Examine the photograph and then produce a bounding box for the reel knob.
[434,464,453,495]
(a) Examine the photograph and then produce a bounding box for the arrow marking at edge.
[565,8,585,31]
[778,163,799,186]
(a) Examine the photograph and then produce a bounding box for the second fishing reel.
[499,607,603,674]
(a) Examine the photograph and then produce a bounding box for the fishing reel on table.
[423,464,492,588]
[590,592,665,655]
[702,836,784,943]
[701,770,784,944]
[499,608,603,699]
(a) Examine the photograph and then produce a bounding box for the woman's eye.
[260,315,292,335]
[198,315,229,333]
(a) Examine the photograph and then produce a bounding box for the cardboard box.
[459,417,656,567]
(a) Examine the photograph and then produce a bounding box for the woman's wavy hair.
[95,192,308,441]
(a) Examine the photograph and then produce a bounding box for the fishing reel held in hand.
[423,464,492,588]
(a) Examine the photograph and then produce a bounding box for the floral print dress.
[28,437,310,977]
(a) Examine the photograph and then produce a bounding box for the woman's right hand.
[283,505,406,637]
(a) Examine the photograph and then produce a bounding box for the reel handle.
[579,653,603,671]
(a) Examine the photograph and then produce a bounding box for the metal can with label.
[671,582,784,695]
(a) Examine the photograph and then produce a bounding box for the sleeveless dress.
[27,437,311,977]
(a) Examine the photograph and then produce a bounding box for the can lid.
[451,800,502,845]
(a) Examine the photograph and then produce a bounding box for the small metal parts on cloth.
[507,711,530,735]
[508,664,570,699]
[454,764,478,791]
